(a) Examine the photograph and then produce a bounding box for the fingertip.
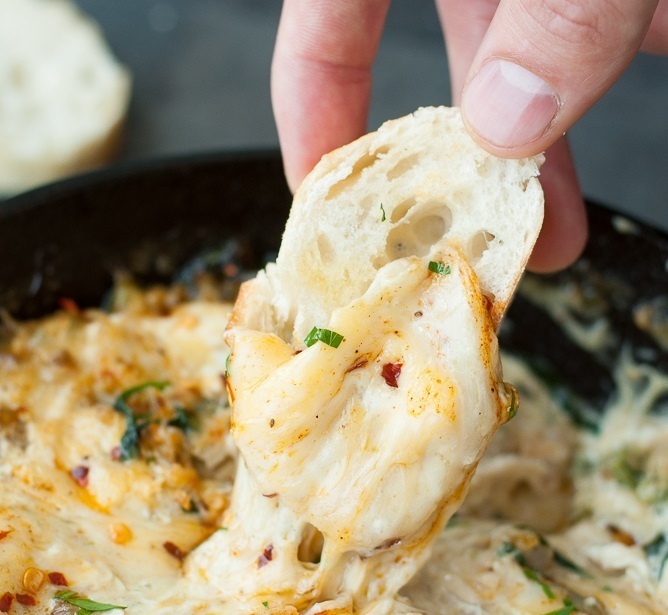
[284,167,303,195]
[282,151,312,194]
[271,0,393,195]
[527,138,588,273]
[528,198,588,272]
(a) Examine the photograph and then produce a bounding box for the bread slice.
[217,107,545,610]
[236,106,543,342]
[0,0,130,195]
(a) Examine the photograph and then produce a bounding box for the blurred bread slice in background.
[0,0,130,195]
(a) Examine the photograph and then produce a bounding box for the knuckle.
[522,0,620,47]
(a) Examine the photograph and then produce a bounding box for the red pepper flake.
[223,263,240,278]
[0,592,13,612]
[110,446,122,462]
[269,418,275,428]
[258,544,273,568]
[0,530,10,541]
[381,363,403,388]
[16,594,36,606]
[47,571,68,586]
[163,541,186,562]
[70,465,89,488]
[607,524,636,546]
[58,297,81,315]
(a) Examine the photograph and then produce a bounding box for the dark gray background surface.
[27,1,668,230]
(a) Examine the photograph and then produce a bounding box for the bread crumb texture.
[275,107,544,340]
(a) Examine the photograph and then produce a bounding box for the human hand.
[271,0,668,271]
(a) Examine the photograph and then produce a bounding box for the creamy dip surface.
[1,277,668,614]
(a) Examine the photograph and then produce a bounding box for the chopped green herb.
[522,566,555,599]
[428,261,451,275]
[543,599,575,615]
[224,354,231,379]
[113,381,169,460]
[601,448,668,504]
[497,541,555,600]
[118,415,141,462]
[167,404,198,433]
[552,548,586,576]
[380,203,386,222]
[644,534,668,581]
[182,499,199,513]
[116,381,170,404]
[262,601,269,607]
[503,382,519,420]
[304,327,344,349]
[55,590,126,613]
[606,449,645,490]
[508,530,587,577]
[495,541,517,556]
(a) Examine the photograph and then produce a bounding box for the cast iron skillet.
[2,152,668,416]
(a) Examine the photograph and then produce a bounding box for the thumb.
[461,0,659,156]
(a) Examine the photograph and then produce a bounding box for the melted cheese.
[3,275,668,613]
[187,250,509,613]
[0,301,234,614]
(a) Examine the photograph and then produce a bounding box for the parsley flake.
[262,601,269,607]
[503,382,519,420]
[522,567,555,599]
[428,261,451,275]
[113,381,169,460]
[495,541,516,556]
[116,381,170,405]
[552,549,586,576]
[543,599,575,615]
[167,404,198,433]
[497,541,556,600]
[55,590,126,613]
[380,203,386,222]
[304,327,344,349]
[644,534,668,581]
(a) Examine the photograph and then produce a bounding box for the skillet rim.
[1,150,668,407]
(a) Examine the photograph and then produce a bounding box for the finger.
[528,136,588,272]
[435,0,499,104]
[271,0,391,192]
[461,0,660,157]
[642,0,668,53]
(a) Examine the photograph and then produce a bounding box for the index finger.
[271,0,391,192]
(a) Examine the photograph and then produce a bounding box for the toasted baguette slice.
[0,0,130,195]
[220,107,545,610]
[240,106,543,342]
